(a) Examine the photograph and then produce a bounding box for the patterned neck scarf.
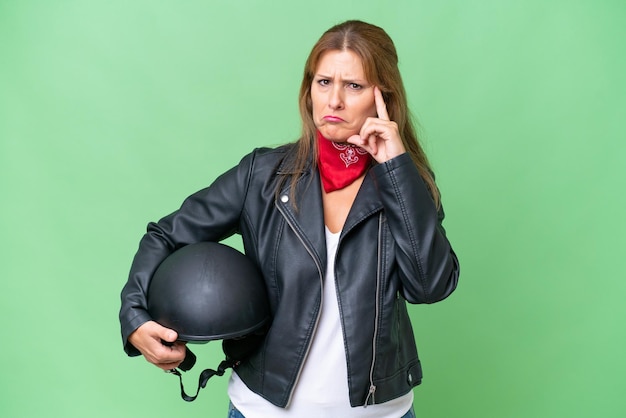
[317,130,372,193]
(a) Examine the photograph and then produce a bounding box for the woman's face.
[311,50,377,142]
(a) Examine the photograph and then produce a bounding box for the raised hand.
[347,86,406,163]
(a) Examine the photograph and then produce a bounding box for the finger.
[157,361,183,371]
[149,342,187,366]
[359,118,389,143]
[367,133,379,156]
[374,86,390,121]
[356,129,380,156]
[347,133,373,156]
[346,134,364,147]
[153,323,178,343]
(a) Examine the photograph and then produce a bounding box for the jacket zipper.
[276,202,325,407]
[364,213,384,407]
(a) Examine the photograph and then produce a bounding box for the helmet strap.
[167,357,234,402]
[177,346,196,371]
[165,332,268,402]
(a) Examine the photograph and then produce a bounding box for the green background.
[1,0,624,417]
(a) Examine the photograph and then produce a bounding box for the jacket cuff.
[371,152,419,181]
[121,310,152,356]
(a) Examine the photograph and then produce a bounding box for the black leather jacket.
[119,144,459,408]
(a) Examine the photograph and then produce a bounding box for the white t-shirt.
[228,227,414,417]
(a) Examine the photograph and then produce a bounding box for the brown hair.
[285,20,440,208]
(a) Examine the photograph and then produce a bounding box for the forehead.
[315,50,366,79]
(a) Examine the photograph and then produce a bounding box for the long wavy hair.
[284,20,440,208]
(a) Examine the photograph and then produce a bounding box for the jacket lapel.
[342,171,384,236]
[275,168,327,273]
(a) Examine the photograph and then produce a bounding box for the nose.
[328,85,344,110]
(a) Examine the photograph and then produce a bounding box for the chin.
[319,127,350,143]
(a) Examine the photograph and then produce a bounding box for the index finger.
[374,86,390,121]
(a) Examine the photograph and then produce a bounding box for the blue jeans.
[227,402,416,418]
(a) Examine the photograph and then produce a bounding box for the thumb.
[153,322,178,343]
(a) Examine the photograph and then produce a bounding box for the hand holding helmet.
[128,320,186,371]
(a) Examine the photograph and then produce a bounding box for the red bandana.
[317,130,372,193]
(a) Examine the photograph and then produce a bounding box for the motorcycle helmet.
[147,241,270,401]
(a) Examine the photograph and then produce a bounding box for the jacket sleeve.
[118,152,256,356]
[371,152,459,304]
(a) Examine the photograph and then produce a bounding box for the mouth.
[323,115,345,123]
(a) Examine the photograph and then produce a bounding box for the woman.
[120,20,459,417]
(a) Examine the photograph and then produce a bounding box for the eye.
[316,79,330,86]
[348,83,363,90]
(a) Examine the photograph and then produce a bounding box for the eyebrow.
[314,73,369,84]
